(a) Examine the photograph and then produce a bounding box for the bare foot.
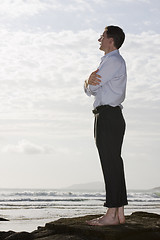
[86,208,120,226]
[86,215,120,226]
[118,206,125,224]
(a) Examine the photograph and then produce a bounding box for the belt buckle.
[92,108,98,114]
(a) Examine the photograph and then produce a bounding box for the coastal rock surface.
[0,218,9,221]
[1,212,160,240]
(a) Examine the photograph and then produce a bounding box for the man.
[84,25,128,226]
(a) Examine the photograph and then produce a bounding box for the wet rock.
[1,212,160,240]
[5,231,33,240]
[0,218,9,221]
[0,231,14,240]
[34,211,160,240]
[32,228,56,239]
[33,234,85,240]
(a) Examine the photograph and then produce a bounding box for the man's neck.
[105,47,117,55]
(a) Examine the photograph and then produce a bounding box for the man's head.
[98,25,125,54]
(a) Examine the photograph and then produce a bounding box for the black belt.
[92,105,118,114]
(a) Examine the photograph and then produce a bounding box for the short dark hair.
[105,25,125,49]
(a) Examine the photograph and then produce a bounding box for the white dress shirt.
[84,49,127,109]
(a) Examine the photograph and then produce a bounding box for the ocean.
[0,188,160,232]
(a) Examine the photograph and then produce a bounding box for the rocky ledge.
[0,211,160,240]
[0,218,9,221]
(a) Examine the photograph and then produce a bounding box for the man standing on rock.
[84,25,128,226]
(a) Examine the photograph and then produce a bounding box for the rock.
[131,211,160,219]
[33,234,85,240]
[33,211,160,240]
[5,232,33,240]
[0,231,15,240]
[32,227,85,240]
[0,218,9,221]
[1,212,160,240]
[32,228,56,239]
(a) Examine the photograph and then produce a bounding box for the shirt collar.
[101,49,119,61]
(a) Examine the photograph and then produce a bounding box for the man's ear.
[109,38,114,44]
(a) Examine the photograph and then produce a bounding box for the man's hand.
[88,69,101,86]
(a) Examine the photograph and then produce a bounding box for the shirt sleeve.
[84,81,97,96]
[88,56,122,95]
[84,82,91,96]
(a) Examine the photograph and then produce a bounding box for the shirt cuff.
[84,85,92,97]
[84,82,91,96]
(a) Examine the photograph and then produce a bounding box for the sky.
[0,0,160,190]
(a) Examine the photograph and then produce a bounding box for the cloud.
[1,139,54,154]
[0,0,159,36]
[122,31,160,105]
[0,28,99,118]
[0,0,159,189]
[0,28,159,119]
[119,0,150,2]
[0,0,46,18]
[0,0,64,19]
[0,27,159,148]
[0,0,93,20]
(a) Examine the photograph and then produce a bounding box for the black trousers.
[94,105,128,208]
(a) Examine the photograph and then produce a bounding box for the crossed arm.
[84,56,123,96]
[85,69,101,88]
